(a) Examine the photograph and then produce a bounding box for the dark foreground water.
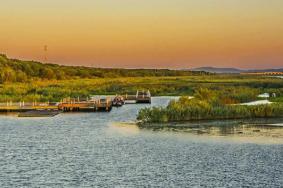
[0,97,282,187]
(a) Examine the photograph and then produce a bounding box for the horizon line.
[1,53,282,71]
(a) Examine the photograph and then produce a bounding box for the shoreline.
[137,117,283,128]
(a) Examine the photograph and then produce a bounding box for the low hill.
[192,67,242,73]
[0,54,206,83]
[192,67,283,74]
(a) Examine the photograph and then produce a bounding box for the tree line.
[0,54,207,83]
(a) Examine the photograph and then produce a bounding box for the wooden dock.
[0,102,58,112]
[135,90,151,103]
[0,99,113,113]
[58,97,112,112]
[122,90,151,104]
[0,90,151,113]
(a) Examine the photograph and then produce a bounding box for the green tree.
[16,71,28,82]
[40,67,55,80]
[0,67,16,83]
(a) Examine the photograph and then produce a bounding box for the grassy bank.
[0,75,283,102]
[137,89,283,124]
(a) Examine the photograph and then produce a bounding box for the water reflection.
[108,122,140,136]
[128,119,283,144]
[0,97,283,187]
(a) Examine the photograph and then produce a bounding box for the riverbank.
[137,117,283,127]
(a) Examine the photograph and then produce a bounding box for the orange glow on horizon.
[1,0,283,69]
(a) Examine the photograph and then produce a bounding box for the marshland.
[1,54,283,187]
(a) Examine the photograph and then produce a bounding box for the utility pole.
[44,45,48,62]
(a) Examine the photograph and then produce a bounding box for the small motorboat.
[112,96,125,107]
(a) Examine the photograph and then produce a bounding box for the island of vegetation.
[137,88,283,125]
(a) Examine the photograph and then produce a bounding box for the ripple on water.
[0,97,282,187]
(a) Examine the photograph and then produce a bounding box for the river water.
[0,97,282,187]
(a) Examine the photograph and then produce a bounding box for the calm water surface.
[0,97,282,187]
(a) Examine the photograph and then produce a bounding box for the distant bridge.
[242,72,283,75]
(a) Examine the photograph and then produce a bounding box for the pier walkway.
[0,90,151,113]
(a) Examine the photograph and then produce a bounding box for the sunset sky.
[0,0,283,69]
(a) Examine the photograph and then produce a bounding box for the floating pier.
[0,102,58,112]
[58,97,113,112]
[135,90,151,103]
[0,90,151,114]
[122,90,151,104]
